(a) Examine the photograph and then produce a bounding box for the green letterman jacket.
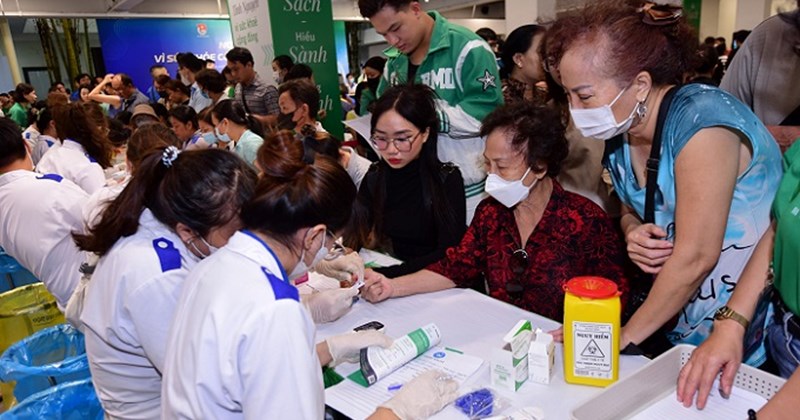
[377,11,504,196]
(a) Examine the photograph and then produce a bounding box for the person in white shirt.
[0,117,88,309]
[36,102,115,194]
[74,147,258,420]
[177,52,214,112]
[162,132,457,420]
[30,107,59,165]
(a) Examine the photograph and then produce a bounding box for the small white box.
[490,320,532,392]
[528,329,554,384]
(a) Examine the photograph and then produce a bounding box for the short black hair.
[273,55,294,71]
[195,69,227,94]
[0,117,25,168]
[476,27,498,42]
[358,0,413,18]
[226,47,254,66]
[117,73,135,87]
[74,73,91,84]
[149,65,167,74]
[13,83,34,103]
[284,63,313,82]
[278,79,320,118]
[479,102,568,177]
[176,52,205,73]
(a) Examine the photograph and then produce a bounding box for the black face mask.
[277,112,295,130]
[367,76,380,93]
[158,90,168,99]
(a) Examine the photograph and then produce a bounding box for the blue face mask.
[201,131,219,145]
[215,126,231,143]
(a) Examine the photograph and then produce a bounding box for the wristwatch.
[714,306,750,330]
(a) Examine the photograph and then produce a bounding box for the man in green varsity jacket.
[359,0,504,222]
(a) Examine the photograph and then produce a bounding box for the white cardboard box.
[528,329,554,384]
[490,320,532,392]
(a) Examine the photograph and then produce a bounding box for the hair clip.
[637,1,683,26]
[162,146,180,168]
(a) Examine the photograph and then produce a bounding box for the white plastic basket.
[571,344,786,419]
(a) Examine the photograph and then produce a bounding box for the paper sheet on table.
[325,347,483,420]
[343,114,373,143]
[359,249,402,269]
[630,380,767,420]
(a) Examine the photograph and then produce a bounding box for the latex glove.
[326,330,394,366]
[625,223,673,274]
[301,287,358,324]
[313,251,365,286]
[380,370,459,420]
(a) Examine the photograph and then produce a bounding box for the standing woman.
[548,0,782,363]
[211,100,264,165]
[500,25,549,106]
[74,147,257,419]
[8,83,37,130]
[357,84,466,278]
[36,102,115,194]
[161,135,358,418]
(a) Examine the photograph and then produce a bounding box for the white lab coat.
[162,230,324,420]
[82,176,130,229]
[36,139,105,194]
[31,134,58,166]
[80,209,197,420]
[0,170,88,309]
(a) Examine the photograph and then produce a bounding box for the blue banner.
[97,19,233,92]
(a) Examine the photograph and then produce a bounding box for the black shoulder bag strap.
[644,86,679,224]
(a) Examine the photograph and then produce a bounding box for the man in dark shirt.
[225,47,279,128]
[111,73,149,114]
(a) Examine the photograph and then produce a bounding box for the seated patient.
[362,102,628,322]
[356,84,466,278]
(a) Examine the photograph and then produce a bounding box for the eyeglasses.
[370,131,421,152]
[505,248,529,300]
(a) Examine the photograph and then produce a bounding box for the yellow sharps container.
[563,276,620,387]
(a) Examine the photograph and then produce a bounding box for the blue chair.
[0,378,102,420]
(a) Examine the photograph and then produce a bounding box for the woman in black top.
[357,84,466,278]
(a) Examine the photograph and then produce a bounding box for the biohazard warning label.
[572,321,613,379]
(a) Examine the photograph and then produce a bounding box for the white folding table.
[317,288,650,419]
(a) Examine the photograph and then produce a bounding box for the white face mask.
[189,236,219,260]
[485,167,536,208]
[569,87,638,140]
[288,230,329,281]
[180,73,192,86]
[273,74,283,85]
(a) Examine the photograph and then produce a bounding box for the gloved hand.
[325,330,394,366]
[313,251,365,286]
[380,370,459,420]
[301,287,358,324]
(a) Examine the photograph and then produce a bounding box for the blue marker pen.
[387,383,403,392]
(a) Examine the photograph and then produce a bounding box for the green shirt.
[376,11,503,189]
[8,102,28,130]
[773,139,800,315]
[234,129,264,167]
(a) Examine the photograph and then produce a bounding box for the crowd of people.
[0,0,799,418]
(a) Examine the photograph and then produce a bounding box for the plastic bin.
[0,378,102,420]
[0,283,65,409]
[0,250,38,294]
[0,324,90,408]
[571,344,786,419]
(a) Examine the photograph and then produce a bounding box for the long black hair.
[74,148,258,255]
[211,100,264,138]
[362,84,458,249]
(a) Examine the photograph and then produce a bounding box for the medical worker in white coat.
[162,132,461,420]
[0,117,87,309]
[36,102,115,194]
[74,147,258,420]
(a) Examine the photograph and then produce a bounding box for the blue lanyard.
[240,230,290,283]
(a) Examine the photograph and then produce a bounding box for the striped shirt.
[233,73,279,116]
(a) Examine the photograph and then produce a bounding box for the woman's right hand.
[625,223,674,273]
[676,321,746,410]
[361,269,394,303]
[103,73,114,84]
